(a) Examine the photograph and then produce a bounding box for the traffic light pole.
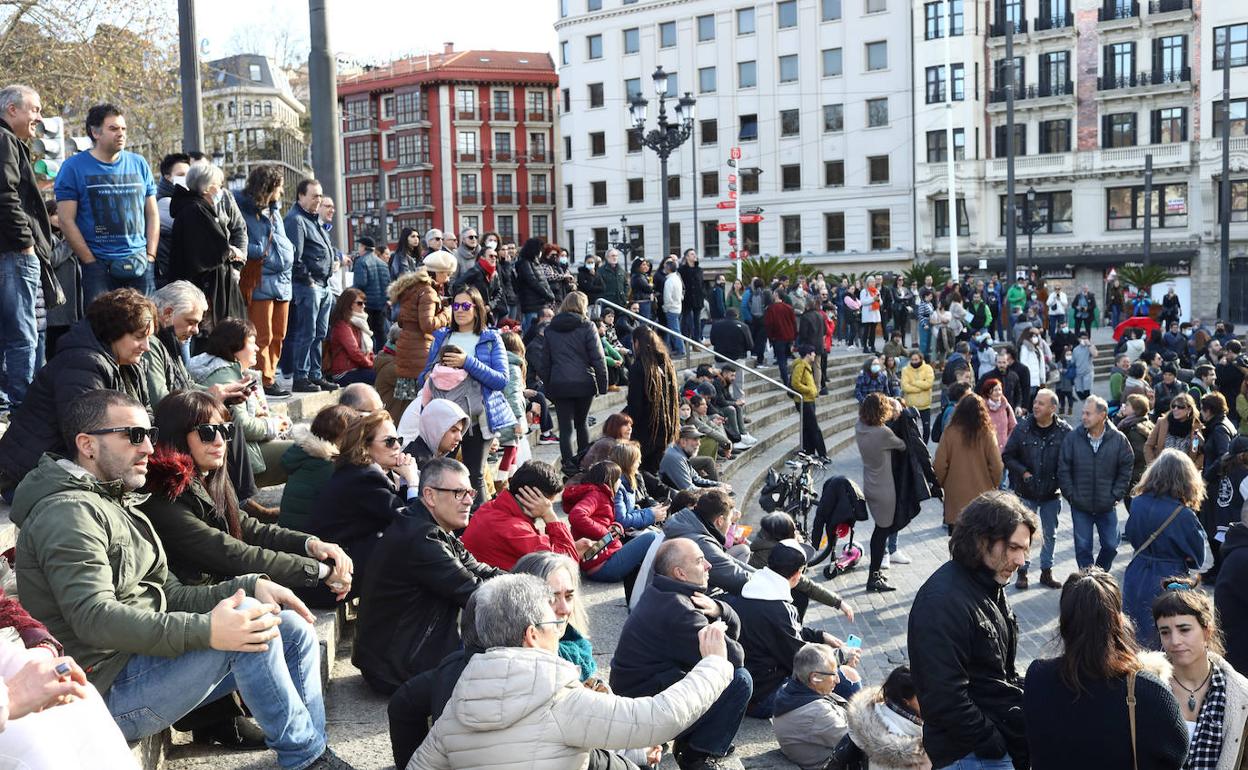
[177,0,204,154]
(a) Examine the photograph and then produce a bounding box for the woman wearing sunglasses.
[139,390,353,748]
[189,317,293,489]
[1144,392,1205,466]
[325,288,376,386]
[308,409,419,597]
[417,286,515,505]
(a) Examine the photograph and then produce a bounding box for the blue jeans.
[678,666,752,757]
[940,754,1015,770]
[1022,498,1061,572]
[0,251,40,409]
[919,322,931,359]
[290,282,332,380]
[1071,505,1120,571]
[80,255,155,305]
[104,601,326,769]
[522,311,540,334]
[772,340,792,386]
[664,311,685,354]
[585,531,658,582]
[279,297,302,376]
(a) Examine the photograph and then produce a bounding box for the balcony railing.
[458,192,480,205]
[393,154,431,169]
[526,109,552,122]
[491,107,513,121]
[494,192,515,205]
[987,152,1074,180]
[527,151,549,163]
[1098,1,1139,20]
[458,151,478,163]
[989,18,1028,36]
[988,80,1074,103]
[1148,0,1190,13]
[1033,11,1074,30]
[394,110,430,125]
[492,150,515,163]
[1089,141,1190,172]
[529,192,550,205]
[1097,68,1191,90]
[456,108,480,121]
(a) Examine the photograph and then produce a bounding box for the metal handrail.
[594,298,809,452]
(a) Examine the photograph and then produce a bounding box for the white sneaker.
[733,441,750,451]
[880,553,891,570]
[890,549,912,565]
[742,434,758,446]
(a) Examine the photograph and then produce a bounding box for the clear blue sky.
[195,0,560,65]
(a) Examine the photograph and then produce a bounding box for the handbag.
[821,734,867,770]
[107,253,148,281]
[1126,503,1185,567]
[1127,669,1139,770]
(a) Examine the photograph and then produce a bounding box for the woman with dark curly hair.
[235,165,294,398]
[626,325,679,474]
[934,393,1004,532]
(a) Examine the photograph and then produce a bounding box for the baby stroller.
[810,475,869,579]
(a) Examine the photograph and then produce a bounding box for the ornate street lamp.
[628,66,695,261]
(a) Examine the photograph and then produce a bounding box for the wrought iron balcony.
[1033,11,1074,30]
[989,18,1028,37]
[1097,68,1190,90]
[1098,1,1139,20]
[1148,0,1190,13]
[987,81,1072,104]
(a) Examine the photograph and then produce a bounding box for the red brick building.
[337,44,558,249]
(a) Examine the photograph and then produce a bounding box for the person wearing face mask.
[576,255,605,307]
[1019,328,1053,407]
[155,152,191,287]
[854,356,893,403]
[169,161,245,330]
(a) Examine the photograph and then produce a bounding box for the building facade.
[555,0,915,273]
[205,55,312,195]
[912,0,1248,320]
[336,45,559,250]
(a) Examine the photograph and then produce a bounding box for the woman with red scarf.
[451,245,505,324]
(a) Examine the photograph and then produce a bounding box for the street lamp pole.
[1025,186,1036,267]
[628,67,695,262]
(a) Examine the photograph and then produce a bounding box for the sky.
[195,0,561,66]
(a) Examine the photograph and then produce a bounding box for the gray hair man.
[772,643,852,770]
[338,382,383,413]
[0,83,55,410]
[1002,387,1072,590]
[10,389,338,766]
[411,570,735,769]
[1058,393,1135,571]
[424,227,443,251]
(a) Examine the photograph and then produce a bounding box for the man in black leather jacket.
[907,492,1037,770]
[1002,389,1071,590]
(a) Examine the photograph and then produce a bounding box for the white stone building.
[555,0,915,275]
[912,0,1247,321]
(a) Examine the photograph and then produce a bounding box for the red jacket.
[461,489,579,571]
[763,301,796,343]
[822,311,836,352]
[564,482,619,573]
[326,319,374,376]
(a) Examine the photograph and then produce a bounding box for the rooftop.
[337,44,557,94]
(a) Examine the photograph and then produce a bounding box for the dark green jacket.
[139,446,320,589]
[279,425,339,532]
[11,454,259,694]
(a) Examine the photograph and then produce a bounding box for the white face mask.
[172,175,187,189]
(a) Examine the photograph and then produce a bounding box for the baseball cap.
[357,235,376,249]
[678,425,702,441]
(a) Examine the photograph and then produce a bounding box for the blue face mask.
[870,364,881,374]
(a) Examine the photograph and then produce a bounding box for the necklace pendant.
[1189,694,1197,712]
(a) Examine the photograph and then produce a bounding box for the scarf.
[350,312,374,354]
[558,625,597,681]
[477,256,497,280]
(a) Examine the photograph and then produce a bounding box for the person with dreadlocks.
[627,325,680,475]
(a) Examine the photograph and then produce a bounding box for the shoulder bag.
[1127,669,1139,770]
[1126,503,1184,567]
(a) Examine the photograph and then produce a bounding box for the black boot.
[866,571,897,592]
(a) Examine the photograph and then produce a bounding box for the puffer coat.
[393,269,452,380]
[846,686,931,770]
[538,311,608,400]
[236,191,293,302]
[407,646,732,770]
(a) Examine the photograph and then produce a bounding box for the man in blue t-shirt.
[54,103,158,302]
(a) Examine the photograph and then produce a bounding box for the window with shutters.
[1151,107,1186,144]
[1103,113,1136,148]
[1154,36,1187,81]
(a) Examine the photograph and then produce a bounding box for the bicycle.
[757,452,835,566]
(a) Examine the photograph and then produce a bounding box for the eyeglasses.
[353,300,365,307]
[534,618,569,629]
[451,302,474,311]
[431,236,443,241]
[86,426,159,446]
[811,670,840,678]
[192,423,236,443]
[429,486,474,501]
[465,235,478,240]
[376,435,402,448]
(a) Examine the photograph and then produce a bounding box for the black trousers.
[460,422,488,506]
[553,395,594,468]
[798,402,827,458]
[869,523,891,573]
[861,321,878,353]
[916,408,931,443]
[366,308,386,352]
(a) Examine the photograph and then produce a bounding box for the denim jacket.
[236,192,293,301]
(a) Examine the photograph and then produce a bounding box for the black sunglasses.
[86,426,159,446]
[192,423,236,443]
[377,435,402,448]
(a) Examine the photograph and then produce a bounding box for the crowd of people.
[5,84,1248,770]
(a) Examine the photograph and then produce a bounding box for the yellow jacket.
[791,357,818,403]
[900,361,934,410]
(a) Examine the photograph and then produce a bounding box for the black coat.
[0,319,148,486]
[979,367,1023,413]
[890,407,939,531]
[515,255,555,313]
[797,309,825,350]
[709,318,753,360]
[353,501,501,695]
[609,574,744,698]
[306,463,411,588]
[630,271,654,303]
[725,586,823,703]
[388,644,483,769]
[812,476,869,549]
[0,120,55,297]
[496,258,518,307]
[1057,423,1134,513]
[678,263,705,314]
[908,561,1027,769]
[169,186,245,326]
[1216,523,1248,675]
[538,312,607,399]
[1023,658,1187,770]
[451,263,504,323]
[1002,416,1072,502]
[576,265,605,306]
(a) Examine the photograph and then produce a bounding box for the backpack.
[749,289,765,318]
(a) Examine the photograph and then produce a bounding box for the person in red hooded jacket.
[565,461,659,598]
[461,460,586,570]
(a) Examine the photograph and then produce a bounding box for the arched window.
[228,101,236,117]
[243,102,252,117]
[264,101,272,117]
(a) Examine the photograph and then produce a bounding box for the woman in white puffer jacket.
[846,667,932,770]
[407,574,733,770]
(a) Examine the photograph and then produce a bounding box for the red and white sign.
[740,214,763,224]
[728,190,737,200]
[727,174,737,183]
[717,222,738,231]
[716,201,735,210]
[730,147,742,160]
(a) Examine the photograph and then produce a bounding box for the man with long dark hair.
[907,491,1037,770]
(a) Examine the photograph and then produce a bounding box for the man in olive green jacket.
[11,389,339,768]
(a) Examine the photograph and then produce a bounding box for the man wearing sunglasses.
[11,389,347,768]
[453,227,479,280]
[353,457,502,695]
